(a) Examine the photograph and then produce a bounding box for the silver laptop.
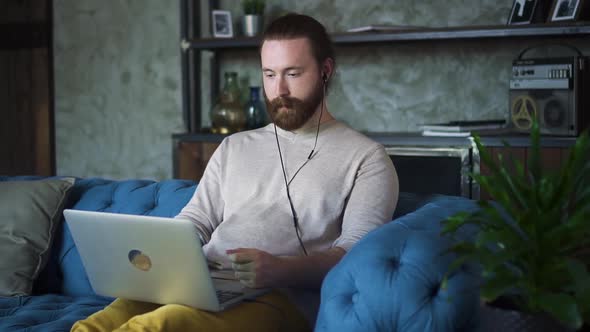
[63,209,268,312]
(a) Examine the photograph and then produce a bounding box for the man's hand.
[226,248,286,288]
[227,247,346,289]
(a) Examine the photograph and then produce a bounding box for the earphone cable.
[273,77,327,256]
[273,124,308,256]
[307,87,324,160]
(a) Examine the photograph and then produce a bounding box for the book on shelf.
[347,25,424,33]
[419,119,507,132]
[421,130,472,137]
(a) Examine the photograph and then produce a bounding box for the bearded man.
[72,13,398,332]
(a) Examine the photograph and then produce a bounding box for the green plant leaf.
[571,185,590,216]
[565,258,590,292]
[577,287,590,323]
[475,229,528,265]
[527,120,542,183]
[497,161,529,211]
[446,242,478,256]
[451,128,590,328]
[442,254,473,283]
[474,205,528,242]
[552,131,590,207]
[536,292,583,330]
[480,266,522,302]
[441,212,471,234]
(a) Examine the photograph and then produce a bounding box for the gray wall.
[53,0,590,180]
[54,0,182,180]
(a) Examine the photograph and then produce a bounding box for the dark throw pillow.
[0,178,75,296]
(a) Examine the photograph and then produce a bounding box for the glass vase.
[245,86,268,129]
[211,72,246,134]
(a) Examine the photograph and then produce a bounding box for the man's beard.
[265,82,323,131]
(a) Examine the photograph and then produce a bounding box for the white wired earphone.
[273,71,328,256]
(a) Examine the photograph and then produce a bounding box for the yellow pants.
[71,291,311,332]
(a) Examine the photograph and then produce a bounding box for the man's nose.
[276,76,289,97]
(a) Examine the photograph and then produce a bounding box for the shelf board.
[172,131,578,148]
[185,22,590,50]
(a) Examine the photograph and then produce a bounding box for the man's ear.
[321,58,334,83]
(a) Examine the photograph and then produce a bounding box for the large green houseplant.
[442,121,590,330]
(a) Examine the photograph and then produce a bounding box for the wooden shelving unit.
[179,17,590,133]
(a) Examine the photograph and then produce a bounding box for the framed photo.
[548,0,586,21]
[212,10,233,38]
[508,0,541,24]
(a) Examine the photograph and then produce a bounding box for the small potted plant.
[442,120,590,331]
[242,0,265,37]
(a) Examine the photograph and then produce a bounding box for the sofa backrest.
[316,195,481,331]
[37,178,197,296]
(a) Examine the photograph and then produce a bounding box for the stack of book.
[419,120,507,137]
[346,25,425,33]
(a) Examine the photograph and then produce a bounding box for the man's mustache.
[269,97,300,109]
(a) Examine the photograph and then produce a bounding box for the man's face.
[260,38,323,131]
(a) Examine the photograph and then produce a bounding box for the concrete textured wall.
[54,0,182,180]
[54,0,589,179]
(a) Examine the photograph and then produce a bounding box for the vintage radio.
[509,56,589,136]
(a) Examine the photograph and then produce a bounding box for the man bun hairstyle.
[261,13,336,78]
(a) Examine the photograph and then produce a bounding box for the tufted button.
[389,257,400,270]
[430,283,441,297]
[351,291,359,304]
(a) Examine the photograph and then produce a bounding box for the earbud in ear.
[322,73,328,83]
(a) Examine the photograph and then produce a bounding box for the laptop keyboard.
[216,290,243,304]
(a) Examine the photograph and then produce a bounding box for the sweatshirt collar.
[264,119,338,141]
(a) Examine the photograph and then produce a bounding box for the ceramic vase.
[210,72,246,134]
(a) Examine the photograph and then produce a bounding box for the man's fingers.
[232,261,254,271]
[227,249,256,263]
[239,279,256,288]
[234,271,255,281]
[228,253,252,264]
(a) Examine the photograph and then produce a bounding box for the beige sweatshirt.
[175,119,398,323]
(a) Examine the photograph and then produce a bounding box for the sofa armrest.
[316,196,481,332]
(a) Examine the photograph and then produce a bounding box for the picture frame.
[212,10,233,38]
[548,0,586,21]
[508,0,540,24]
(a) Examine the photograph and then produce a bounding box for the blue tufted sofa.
[0,177,481,331]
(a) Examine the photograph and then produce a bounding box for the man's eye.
[287,73,300,77]
[264,73,275,78]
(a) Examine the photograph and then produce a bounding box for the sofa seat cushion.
[0,294,112,331]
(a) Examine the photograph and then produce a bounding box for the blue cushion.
[0,294,112,331]
[56,178,197,296]
[316,196,481,332]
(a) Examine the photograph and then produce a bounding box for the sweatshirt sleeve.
[332,145,399,251]
[174,138,228,243]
